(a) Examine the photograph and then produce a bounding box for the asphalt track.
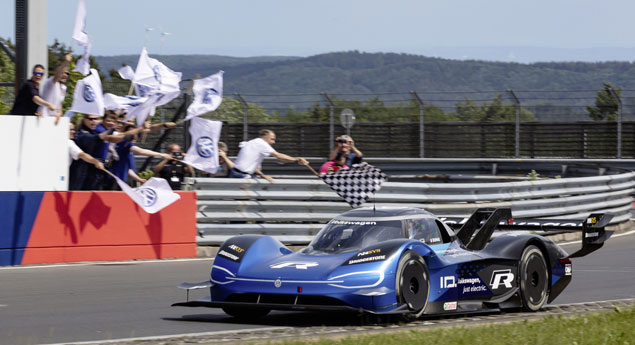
[1,232,634,345]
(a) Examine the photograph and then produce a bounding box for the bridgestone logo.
[219,250,239,261]
[348,255,385,265]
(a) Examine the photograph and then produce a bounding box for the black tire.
[395,251,429,320]
[221,306,271,319]
[519,245,549,311]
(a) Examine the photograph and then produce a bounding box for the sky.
[3,0,635,62]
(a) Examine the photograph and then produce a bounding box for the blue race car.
[173,207,612,319]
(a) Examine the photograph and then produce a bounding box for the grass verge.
[267,306,635,345]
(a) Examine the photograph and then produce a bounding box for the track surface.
[1,232,634,345]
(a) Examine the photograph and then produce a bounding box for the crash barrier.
[0,191,197,266]
[191,171,635,245]
[138,157,635,180]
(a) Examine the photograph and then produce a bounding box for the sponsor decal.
[458,276,488,294]
[357,249,381,257]
[347,255,385,265]
[587,216,597,225]
[218,250,239,261]
[443,301,458,311]
[585,232,599,238]
[564,263,572,276]
[196,136,215,158]
[202,88,218,104]
[274,278,282,288]
[153,65,162,84]
[331,220,376,226]
[83,84,95,102]
[490,269,514,290]
[428,237,441,244]
[136,187,158,207]
[228,244,244,253]
[270,262,319,270]
[440,276,457,288]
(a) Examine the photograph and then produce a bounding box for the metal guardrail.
[191,170,635,245]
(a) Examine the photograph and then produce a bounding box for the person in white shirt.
[230,129,308,182]
[68,122,104,171]
[39,53,72,124]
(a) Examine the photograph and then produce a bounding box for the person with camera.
[153,143,195,190]
[328,135,363,166]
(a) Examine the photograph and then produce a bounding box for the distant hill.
[96,51,635,96]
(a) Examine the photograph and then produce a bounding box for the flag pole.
[303,162,320,177]
[100,167,117,179]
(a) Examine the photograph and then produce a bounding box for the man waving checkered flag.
[322,162,387,208]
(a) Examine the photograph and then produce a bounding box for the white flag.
[183,117,222,174]
[72,0,90,47]
[185,71,224,120]
[118,65,135,81]
[70,69,104,116]
[114,176,181,214]
[73,41,92,76]
[132,47,182,93]
[103,93,147,111]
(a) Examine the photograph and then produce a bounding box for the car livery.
[173,207,612,319]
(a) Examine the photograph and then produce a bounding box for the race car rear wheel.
[395,251,429,320]
[222,306,271,319]
[519,245,549,311]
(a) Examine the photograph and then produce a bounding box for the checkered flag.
[322,162,387,208]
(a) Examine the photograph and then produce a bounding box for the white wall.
[0,116,69,191]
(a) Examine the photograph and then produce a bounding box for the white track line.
[40,326,292,345]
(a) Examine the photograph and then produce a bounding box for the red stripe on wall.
[21,191,197,265]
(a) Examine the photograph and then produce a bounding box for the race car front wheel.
[395,250,429,320]
[519,245,549,311]
[222,306,271,319]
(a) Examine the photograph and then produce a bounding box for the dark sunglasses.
[33,72,44,76]
[86,117,100,121]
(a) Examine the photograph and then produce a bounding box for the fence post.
[608,88,622,158]
[234,93,248,142]
[507,89,521,158]
[322,93,335,152]
[410,91,425,158]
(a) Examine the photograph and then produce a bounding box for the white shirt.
[38,76,67,117]
[69,139,83,164]
[234,138,276,174]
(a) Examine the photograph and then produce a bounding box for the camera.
[172,151,183,159]
[336,138,347,144]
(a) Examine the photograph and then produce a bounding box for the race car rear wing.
[445,208,614,258]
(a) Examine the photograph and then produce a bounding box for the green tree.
[201,97,271,123]
[0,38,15,114]
[449,94,535,122]
[587,82,620,121]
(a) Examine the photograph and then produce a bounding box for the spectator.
[153,143,194,190]
[205,141,233,178]
[229,129,307,182]
[68,122,104,171]
[10,64,56,116]
[108,124,171,189]
[319,152,348,175]
[328,135,363,166]
[38,53,72,123]
[69,114,116,190]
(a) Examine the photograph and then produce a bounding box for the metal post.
[410,91,425,158]
[235,93,248,142]
[507,89,521,158]
[322,93,335,152]
[15,0,48,96]
[608,88,622,158]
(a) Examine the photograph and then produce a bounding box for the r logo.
[490,269,514,289]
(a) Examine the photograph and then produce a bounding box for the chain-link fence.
[2,81,634,158]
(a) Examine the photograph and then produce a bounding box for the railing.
[191,170,635,245]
